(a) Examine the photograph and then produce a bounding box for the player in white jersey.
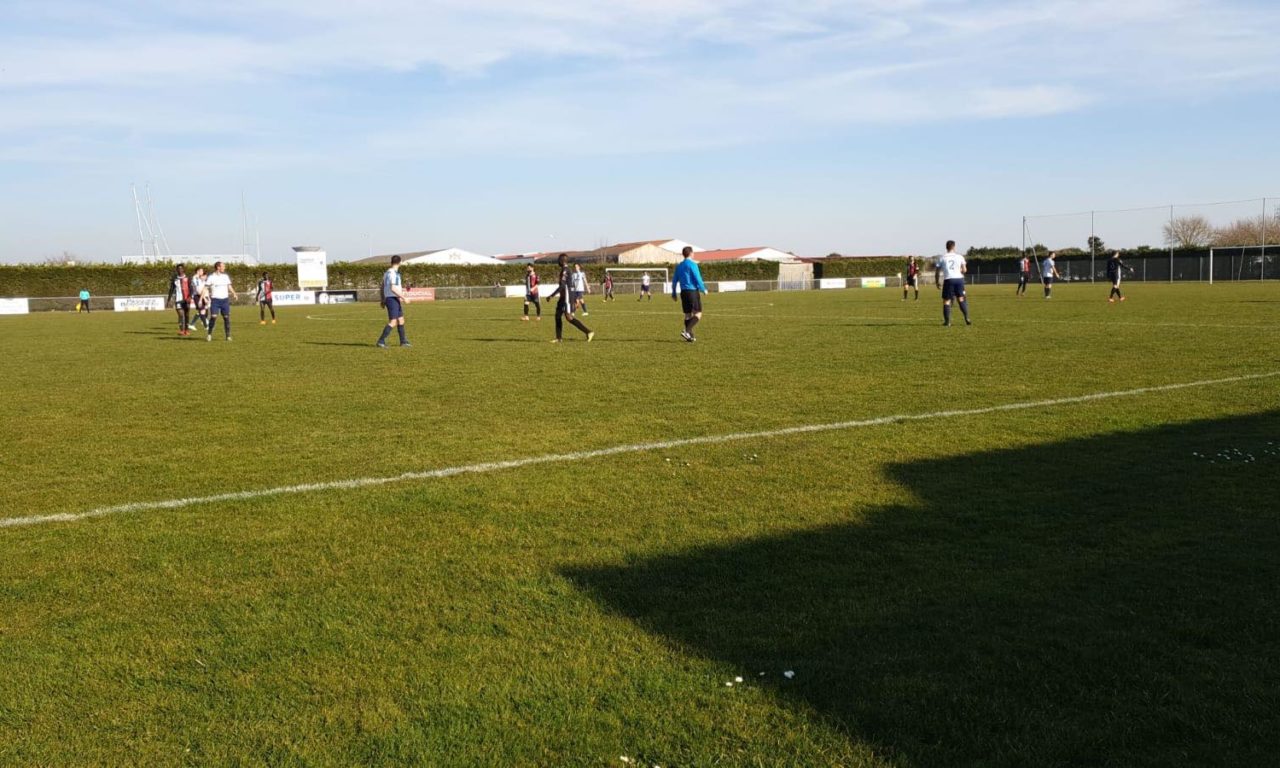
[205,261,238,341]
[1041,252,1060,298]
[933,240,971,327]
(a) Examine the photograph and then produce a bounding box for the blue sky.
[2,0,1278,263]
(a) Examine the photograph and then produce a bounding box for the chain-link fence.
[966,249,1278,285]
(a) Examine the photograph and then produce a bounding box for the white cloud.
[0,0,1277,160]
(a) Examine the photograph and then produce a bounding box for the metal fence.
[967,250,1279,285]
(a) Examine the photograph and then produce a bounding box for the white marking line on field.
[604,309,1277,330]
[3,370,1277,531]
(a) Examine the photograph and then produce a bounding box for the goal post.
[604,268,669,294]
[1208,245,1278,284]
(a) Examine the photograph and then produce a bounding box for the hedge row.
[0,260,838,298]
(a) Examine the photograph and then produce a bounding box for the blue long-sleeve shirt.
[671,258,706,295]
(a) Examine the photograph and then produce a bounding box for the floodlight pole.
[1090,210,1095,282]
[1169,205,1174,283]
[1021,216,1026,257]
[1261,197,1267,281]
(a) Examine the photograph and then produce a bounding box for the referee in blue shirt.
[672,246,707,342]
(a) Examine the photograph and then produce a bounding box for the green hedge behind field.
[812,258,907,278]
[0,260,804,297]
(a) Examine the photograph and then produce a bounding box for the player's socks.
[224,318,231,338]
[689,316,700,333]
[570,317,591,336]
[959,301,970,324]
[397,326,408,345]
[377,325,392,345]
[943,304,951,325]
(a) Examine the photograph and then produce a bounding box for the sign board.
[818,278,847,290]
[0,298,30,315]
[295,249,328,289]
[504,284,528,299]
[717,280,747,293]
[405,287,436,302]
[317,290,358,305]
[113,296,166,312]
[860,277,887,288]
[661,282,673,295]
[272,290,315,306]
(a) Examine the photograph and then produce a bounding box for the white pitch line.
[3,370,1277,531]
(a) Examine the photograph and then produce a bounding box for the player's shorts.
[1110,275,1122,287]
[1018,273,1029,283]
[941,278,966,300]
[525,293,538,303]
[570,290,583,304]
[1042,276,1054,286]
[680,290,702,314]
[905,274,917,287]
[210,297,231,316]
[259,297,273,306]
[641,284,651,293]
[175,300,189,311]
[384,296,403,320]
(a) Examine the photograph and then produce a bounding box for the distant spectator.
[77,288,90,313]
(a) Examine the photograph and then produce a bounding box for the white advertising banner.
[113,296,166,312]
[661,282,673,295]
[0,298,30,315]
[717,280,747,292]
[271,290,315,306]
[505,284,527,298]
[296,250,328,289]
[818,278,847,289]
[0,296,29,314]
[860,277,887,288]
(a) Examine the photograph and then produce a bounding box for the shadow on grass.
[302,341,383,348]
[563,412,1280,766]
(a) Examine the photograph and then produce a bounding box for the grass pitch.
[1,283,1278,766]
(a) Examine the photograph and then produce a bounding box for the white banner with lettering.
[113,296,166,312]
[818,278,847,289]
[717,281,747,292]
[295,250,328,289]
[271,290,316,306]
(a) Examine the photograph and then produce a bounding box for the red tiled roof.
[694,247,770,261]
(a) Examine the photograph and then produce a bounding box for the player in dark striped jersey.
[168,263,193,336]
[1016,253,1031,296]
[522,265,541,321]
[903,256,920,300]
[543,253,593,343]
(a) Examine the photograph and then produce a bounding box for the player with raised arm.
[544,253,593,343]
[376,255,411,348]
[903,255,920,300]
[934,240,971,327]
[205,261,237,341]
[1106,251,1130,303]
[1017,252,1032,297]
[522,265,541,321]
[672,246,708,342]
[256,272,276,325]
[169,263,192,335]
[1042,251,1060,299]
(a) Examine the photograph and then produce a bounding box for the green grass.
[1,283,1278,766]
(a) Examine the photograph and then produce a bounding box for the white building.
[355,248,501,266]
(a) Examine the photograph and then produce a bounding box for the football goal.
[1208,245,1277,283]
[604,268,669,293]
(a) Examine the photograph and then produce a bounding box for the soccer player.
[1042,251,1060,298]
[1016,252,1032,296]
[169,264,192,335]
[190,267,209,331]
[77,288,91,313]
[934,240,971,327]
[1106,251,1129,303]
[903,256,920,300]
[603,272,614,301]
[256,271,276,324]
[672,246,708,342]
[376,254,411,348]
[522,265,541,321]
[205,261,237,341]
[543,253,593,343]
[571,264,590,315]
[638,272,652,301]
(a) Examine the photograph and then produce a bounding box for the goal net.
[1208,245,1278,282]
[604,268,669,294]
